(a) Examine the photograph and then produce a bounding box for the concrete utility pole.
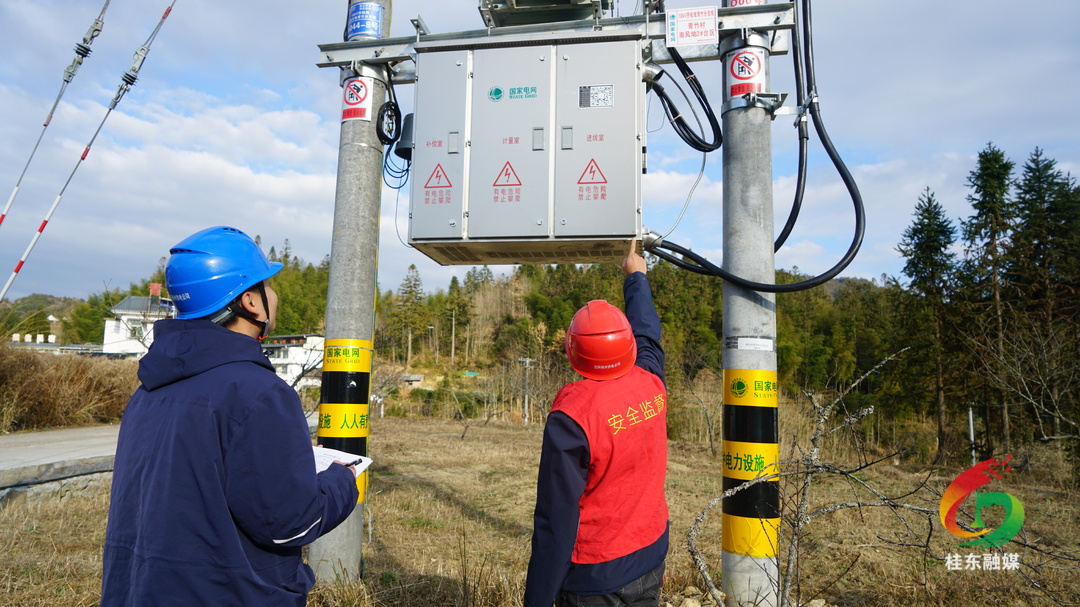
[519,357,536,425]
[309,0,391,582]
[719,25,781,607]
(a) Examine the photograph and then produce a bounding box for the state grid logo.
[729,377,748,398]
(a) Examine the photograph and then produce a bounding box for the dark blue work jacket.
[101,320,358,606]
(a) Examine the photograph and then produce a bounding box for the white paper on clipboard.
[312,446,373,475]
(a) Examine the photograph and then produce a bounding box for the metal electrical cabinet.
[408,31,644,265]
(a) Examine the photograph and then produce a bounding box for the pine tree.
[1060,177,1080,314]
[446,276,471,366]
[1006,149,1079,439]
[897,187,958,463]
[464,266,493,294]
[1008,148,1070,309]
[396,265,427,368]
[960,142,1016,452]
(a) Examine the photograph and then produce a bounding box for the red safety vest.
[551,366,669,564]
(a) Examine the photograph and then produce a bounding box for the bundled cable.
[383,152,410,190]
[648,0,865,294]
[648,47,722,153]
[773,0,810,253]
[1,0,112,234]
[0,1,177,302]
[375,64,402,146]
[379,64,411,190]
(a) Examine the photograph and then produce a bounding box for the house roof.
[110,296,175,318]
[262,335,322,350]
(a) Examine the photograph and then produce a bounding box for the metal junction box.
[408,31,645,265]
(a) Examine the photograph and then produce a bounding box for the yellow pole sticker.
[322,339,373,373]
[723,369,779,407]
[317,403,370,438]
[721,440,780,481]
[356,471,368,503]
[723,512,780,558]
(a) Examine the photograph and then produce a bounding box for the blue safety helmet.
[165,226,283,320]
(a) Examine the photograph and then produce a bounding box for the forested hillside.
[2,143,1076,471]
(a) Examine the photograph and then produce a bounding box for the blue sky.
[1,0,1078,302]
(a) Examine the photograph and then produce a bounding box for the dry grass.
[2,413,1078,607]
[0,346,137,434]
[0,492,107,606]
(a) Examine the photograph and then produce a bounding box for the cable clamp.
[642,229,665,252]
[721,92,786,116]
[793,104,810,127]
[83,18,105,46]
[344,60,387,83]
[788,93,818,126]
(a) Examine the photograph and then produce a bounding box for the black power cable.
[379,63,411,190]
[645,0,722,153]
[376,64,402,146]
[648,47,723,153]
[650,0,865,294]
[774,0,810,253]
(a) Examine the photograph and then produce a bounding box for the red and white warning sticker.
[727,48,766,98]
[423,164,453,206]
[577,159,608,185]
[342,76,373,122]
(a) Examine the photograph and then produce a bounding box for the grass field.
[2,415,1078,606]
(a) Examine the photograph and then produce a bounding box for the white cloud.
[2,0,1079,304]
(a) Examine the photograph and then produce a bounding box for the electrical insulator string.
[0,1,177,302]
[0,0,112,235]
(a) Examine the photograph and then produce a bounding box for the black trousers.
[555,563,665,607]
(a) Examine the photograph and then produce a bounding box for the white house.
[102,295,176,357]
[100,298,323,389]
[262,334,324,389]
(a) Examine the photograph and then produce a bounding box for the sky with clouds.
[1,0,1078,303]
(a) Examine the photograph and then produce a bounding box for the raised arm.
[621,240,665,384]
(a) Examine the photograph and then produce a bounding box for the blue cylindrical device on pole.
[346,0,383,41]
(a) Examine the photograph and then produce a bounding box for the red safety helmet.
[565,300,637,380]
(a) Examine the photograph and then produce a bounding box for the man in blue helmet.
[101,226,359,606]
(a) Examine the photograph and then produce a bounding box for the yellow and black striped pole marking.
[722,369,780,559]
[318,338,372,502]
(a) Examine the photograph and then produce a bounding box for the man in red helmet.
[525,240,668,607]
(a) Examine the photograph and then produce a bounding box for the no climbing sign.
[727,48,766,98]
[342,76,373,122]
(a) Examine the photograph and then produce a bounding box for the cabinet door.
[410,50,470,241]
[553,39,642,238]
[467,45,555,239]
